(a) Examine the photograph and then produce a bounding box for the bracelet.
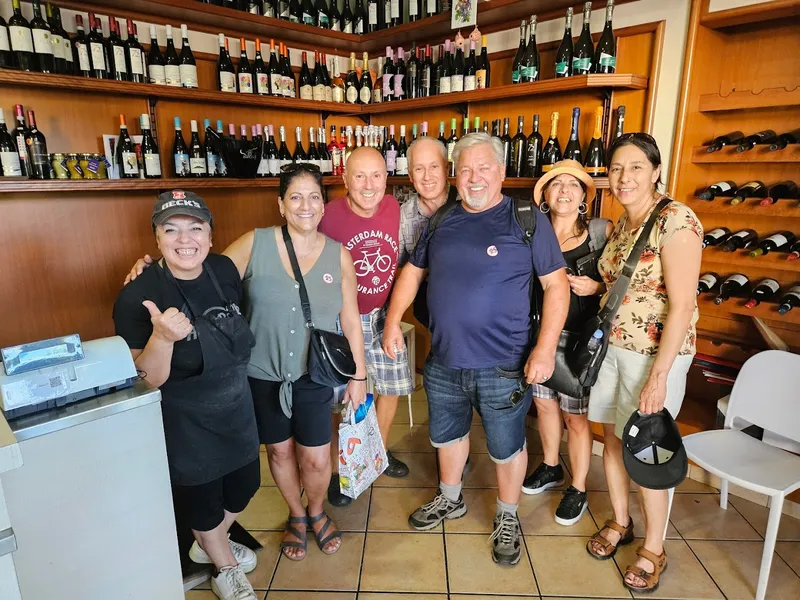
[351,377,367,382]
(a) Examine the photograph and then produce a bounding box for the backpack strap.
[513,197,537,244]
[413,185,460,253]
[587,218,611,252]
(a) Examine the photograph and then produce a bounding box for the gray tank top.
[244,227,342,416]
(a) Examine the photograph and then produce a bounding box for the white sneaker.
[211,565,257,600]
[190,536,257,573]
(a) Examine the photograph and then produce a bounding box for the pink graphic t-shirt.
[319,195,400,314]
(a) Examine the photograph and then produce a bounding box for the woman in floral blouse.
[585,134,702,592]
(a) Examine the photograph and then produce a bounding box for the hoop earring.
[578,202,588,215]
[539,201,550,214]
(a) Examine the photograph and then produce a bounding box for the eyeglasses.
[509,379,531,406]
[280,162,321,174]
[615,132,657,144]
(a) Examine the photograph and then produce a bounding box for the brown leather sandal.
[623,546,668,592]
[586,517,635,560]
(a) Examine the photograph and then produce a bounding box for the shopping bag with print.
[337,394,387,499]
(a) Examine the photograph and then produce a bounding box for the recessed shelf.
[692,145,800,164]
[698,87,800,112]
[698,295,800,325]
[688,197,800,219]
[700,247,800,274]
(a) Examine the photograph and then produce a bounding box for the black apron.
[159,261,259,487]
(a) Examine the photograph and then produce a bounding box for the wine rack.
[688,197,800,220]
[691,145,800,164]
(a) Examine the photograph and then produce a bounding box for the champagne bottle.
[760,181,799,206]
[163,24,181,86]
[373,57,384,103]
[735,129,777,153]
[696,272,719,296]
[141,113,161,178]
[541,112,562,173]
[572,2,593,75]
[116,114,138,179]
[554,7,574,78]
[523,114,543,177]
[511,20,526,84]
[172,117,190,177]
[749,232,797,257]
[563,107,582,163]
[702,227,731,249]
[705,131,744,153]
[768,128,800,152]
[360,51,372,104]
[730,180,766,205]
[345,52,359,104]
[698,181,736,201]
[593,0,616,73]
[509,116,527,177]
[9,0,36,72]
[520,15,539,83]
[715,273,750,305]
[178,24,197,88]
[446,118,458,176]
[721,229,757,252]
[217,34,236,92]
[584,107,606,176]
[778,286,800,315]
[0,108,23,177]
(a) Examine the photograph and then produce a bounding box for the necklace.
[293,235,319,259]
[559,233,581,248]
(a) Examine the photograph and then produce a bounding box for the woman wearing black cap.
[113,190,260,600]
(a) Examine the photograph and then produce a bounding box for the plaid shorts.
[531,383,589,415]
[361,307,414,396]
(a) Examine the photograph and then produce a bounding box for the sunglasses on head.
[615,132,657,144]
[280,162,321,174]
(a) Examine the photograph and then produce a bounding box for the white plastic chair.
[682,350,800,600]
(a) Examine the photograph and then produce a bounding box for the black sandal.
[281,515,309,561]
[308,510,342,555]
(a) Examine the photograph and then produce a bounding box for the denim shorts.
[423,354,532,464]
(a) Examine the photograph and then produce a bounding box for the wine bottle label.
[219,71,236,92]
[572,57,591,72]
[180,64,198,88]
[726,274,748,286]
[0,26,9,52]
[383,73,393,97]
[511,69,520,83]
[369,5,378,25]
[359,85,371,104]
[715,182,733,192]
[77,44,91,72]
[318,13,329,26]
[344,22,353,34]
[313,84,326,101]
[113,46,127,73]
[268,158,279,175]
[288,77,296,96]
[324,159,332,173]
[63,39,73,63]
[270,75,281,95]
[373,88,382,103]
[190,157,206,175]
[585,165,607,176]
[218,156,227,176]
[760,280,781,293]
[450,75,464,93]
[439,76,451,93]
[396,156,408,175]
[120,151,138,175]
[386,150,397,171]
[324,85,332,102]
[149,64,166,84]
[126,48,141,75]
[447,141,455,161]
[165,65,181,86]
[427,0,436,11]
[522,66,538,80]
[206,154,218,176]
[280,7,290,18]
[90,42,105,71]
[280,74,291,96]
[464,75,476,91]
[32,28,52,55]
[706,228,727,240]
[239,72,254,93]
[393,74,405,97]
[289,15,300,23]
[50,34,64,60]
[346,85,358,103]
[257,158,269,175]
[475,70,486,89]
[391,0,400,18]
[300,84,313,100]
[303,12,314,25]
[174,153,190,176]
[256,73,269,94]
[599,53,616,68]
[555,61,569,76]
[144,153,161,176]
[732,231,750,239]
[9,26,34,53]
[699,273,718,287]
[332,86,344,103]
[410,0,419,16]
[0,151,22,177]
[765,234,788,246]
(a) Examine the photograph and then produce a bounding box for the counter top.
[5,381,161,443]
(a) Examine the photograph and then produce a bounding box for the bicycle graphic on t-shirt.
[353,248,393,277]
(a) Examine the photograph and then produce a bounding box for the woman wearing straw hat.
[521,159,612,527]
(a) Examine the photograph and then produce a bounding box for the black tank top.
[562,234,601,333]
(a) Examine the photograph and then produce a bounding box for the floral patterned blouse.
[597,199,703,356]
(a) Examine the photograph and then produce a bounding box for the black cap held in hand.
[152,190,214,229]
[622,409,688,490]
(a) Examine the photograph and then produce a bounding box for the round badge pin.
[487,245,498,257]
[323,273,333,284]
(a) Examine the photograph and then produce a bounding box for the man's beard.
[462,192,489,209]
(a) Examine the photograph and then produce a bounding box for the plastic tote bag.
[337,394,387,499]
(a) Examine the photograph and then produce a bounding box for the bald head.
[344,146,388,218]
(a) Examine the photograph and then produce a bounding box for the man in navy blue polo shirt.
[382,132,569,566]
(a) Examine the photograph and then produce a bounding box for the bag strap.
[513,197,537,244]
[413,185,460,254]
[597,198,671,324]
[281,225,315,330]
[587,218,610,252]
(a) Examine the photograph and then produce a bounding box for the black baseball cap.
[152,190,213,229]
[622,409,688,490]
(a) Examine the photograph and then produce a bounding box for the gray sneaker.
[408,489,467,531]
[490,511,522,565]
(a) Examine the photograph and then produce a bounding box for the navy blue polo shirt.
[409,195,566,369]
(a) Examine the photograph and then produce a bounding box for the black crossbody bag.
[282,225,357,388]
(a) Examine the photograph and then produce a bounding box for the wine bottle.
[500,117,513,175]
[373,58,384,103]
[446,118,458,176]
[293,125,307,163]
[161,24,181,86]
[9,0,35,72]
[316,0,330,28]
[188,120,206,177]
[554,7,574,78]
[88,13,108,79]
[240,124,248,141]
[730,180,766,205]
[204,119,219,177]
[175,24,197,88]
[408,0,420,22]
[124,19,146,83]
[286,0,300,21]
[265,124,279,176]
[380,46,395,102]
[283,44,296,97]
[360,51,372,104]
[322,53,332,101]
[523,114,543,178]
[301,0,315,25]
[612,105,625,141]
[705,131,744,153]
[702,227,731,249]
[520,15,540,83]
[508,116,525,177]
[53,7,73,75]
[109,19,129,81]
[263,0,277,17]
[313,51,326,101]
[476,35,490,89]
[749,232,797,257]
[237,38,254,93]
[172,117,190,177]
[511,20,526,84]
[721,229,757,252]
[0,108,23,177]
[450,39,464,92]
[735,129,778,153]
[761,181,799,206]
[584,107,606,176]
[30,0,54,74]
[331,58,345,103]
[0,16,12,70]
[789,241,800,261]
[328,125,341,174]
[354,0,366,34]
[420,44,434,97]
[24,109,49,179]
[563,107,582,163]
[115,114,138,179]
[768,128,800,152]
[393,47,406,101]
[696,272,719,296]
[268,39,281,95]
[439,41,454,94]
[329,0,342,30]
[390,0,402,26]
[438,121,446,146]
[541,112,562,173]
[307,126,320,169]
[367,0,379,33]
[12,105,30,177]
[778,286,800,315]
[397,125,409,175]
[73,15,91,77]
[425,0,437,17]
[406,45,421,98]
[299,50,312,99]
[253,39,269,95]
[342,0,355,32]
[715,273,749,305]
[384,124,398,175]
[319,127,332,174]
[147,25,165,84]
[140,114,160,178]
[573,2,593,75]
[45,3,65,75]
[217,34,236,91]
[698,181,736,201]
[593,0,616,73]
[345,52,359,103]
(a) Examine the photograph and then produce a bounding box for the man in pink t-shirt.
[319,147,414,506]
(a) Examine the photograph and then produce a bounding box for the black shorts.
[172,457,261,532]
[249,374,333,447]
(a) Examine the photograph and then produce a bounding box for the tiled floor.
[186,390,800,599]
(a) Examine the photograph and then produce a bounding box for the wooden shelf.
[699,0,800,30]
[698,295,800,326]
[698,87,800,112]
[691,145,800,164]
[688,197,800,219]
[363,74,648,115]
[701,247,800,274]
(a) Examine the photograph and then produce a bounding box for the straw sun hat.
[532,159,596,206]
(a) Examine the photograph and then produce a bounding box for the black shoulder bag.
[282,225,357,388]
[567,198,671,387]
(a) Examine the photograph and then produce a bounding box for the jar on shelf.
[79,154,94,179]
[51,154,70,180]
[66,154,82,179]
[90,154,108,179]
